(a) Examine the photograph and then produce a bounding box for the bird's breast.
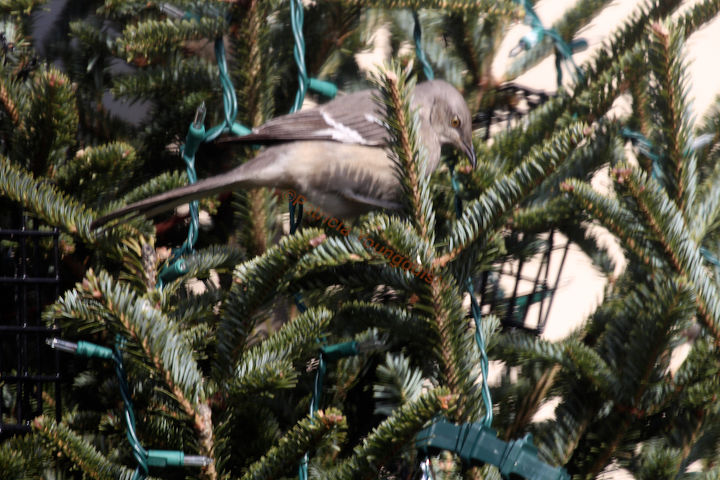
[278,141,400,218]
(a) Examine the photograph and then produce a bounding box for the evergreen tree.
[1,1,720,479]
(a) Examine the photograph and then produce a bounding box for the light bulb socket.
[193,102,207,129]
[160,3,187,20]
[46,338,78,354]
[184,455,212,467]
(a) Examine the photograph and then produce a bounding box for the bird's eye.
[450,116,461,128]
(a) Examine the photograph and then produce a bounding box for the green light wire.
[448,162,493,427]
[289,0,307,234]
[300,342,359,480]
[413,11,434,81]
[299,352,325,480]
[414,11,493,427]
[290,0,308,114]
[288,0,337,234]
[513,0,585,88]
[49,335,210,475]
[113,335,150,480]
[288,2,337,475]
[158,34,252,288]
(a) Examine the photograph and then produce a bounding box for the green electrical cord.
[300,342,359,480]
[158,35,253,288]
[448,162,493,428]
[113,336,150,480]
[413,11,434,81]
[286,2,339,475]
[511,0,586,88]
[47,336,211,475]
[289,0,308,234]
[413,13,493,427]
[288,0,337,235]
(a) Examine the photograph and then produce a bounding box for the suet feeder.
[0,212,62,438]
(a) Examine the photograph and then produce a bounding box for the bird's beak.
[461,139,477,168]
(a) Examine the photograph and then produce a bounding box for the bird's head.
[415,80,476,168]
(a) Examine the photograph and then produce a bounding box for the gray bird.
[90,79,476,229]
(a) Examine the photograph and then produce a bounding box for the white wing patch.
[364,113,383,126]
[317,111,367,144]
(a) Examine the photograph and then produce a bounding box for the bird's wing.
[338,188,402,211]
[216,89,389,146]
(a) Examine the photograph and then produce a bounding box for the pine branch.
[523,122,622,207]
[293,232,376,275]
[334,301,435,354]
[117,16,228,63]
[48,269,206,410]
[49,268,219,476]
[216,228,331,372]
[106,170,189,209]
[677,0,720,33]
[240,409,346,480]
[572,0,720,123]
[489,0,676,168]
[619,167,720,343]
[232,0,277,129]
[232,306,333,394]
[231,357,297,397]
[371,66,435,242]
[511,197,577,231]
[329,387,455,480]
[53,142,140,207]
[645,21,696,212]
[0,154,97,241]
[442,10,496,104]
[0,79,19,124]
[427,273,472,416]
[691,176,718,242]
[173,244,245,280]
[497,335,613,393]
[16,67,78,174]
[561,177,660,267]
[0,0,45,17]
[111,54,216,102]
[232,188,280,258]
[439,122,586,268]
[374,352,424,416]
[584,282,689,477]
[0,432,50,480]
[168,286,223,325]
[576,0,683,92]
[360,213,436,269]
[32,416,140,480]
[340,1,517,14]
[490,0,716,171]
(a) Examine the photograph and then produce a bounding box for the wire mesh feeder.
[473,83,551,141]
[471,84,570,335]
[0,211,62,439]
[479,229,570,335]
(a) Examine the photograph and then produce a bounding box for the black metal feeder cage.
[0,212,62,439]
[478,229,571,336]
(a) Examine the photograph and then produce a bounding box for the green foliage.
[54,142,140,207]
[33,415,140,480]
[2,1,720,479]
[0,153,96,240]
[117,17,228,63]
[373,352,424,416]
[240,408,346,480]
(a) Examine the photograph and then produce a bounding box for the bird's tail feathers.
[91,170,249,230]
